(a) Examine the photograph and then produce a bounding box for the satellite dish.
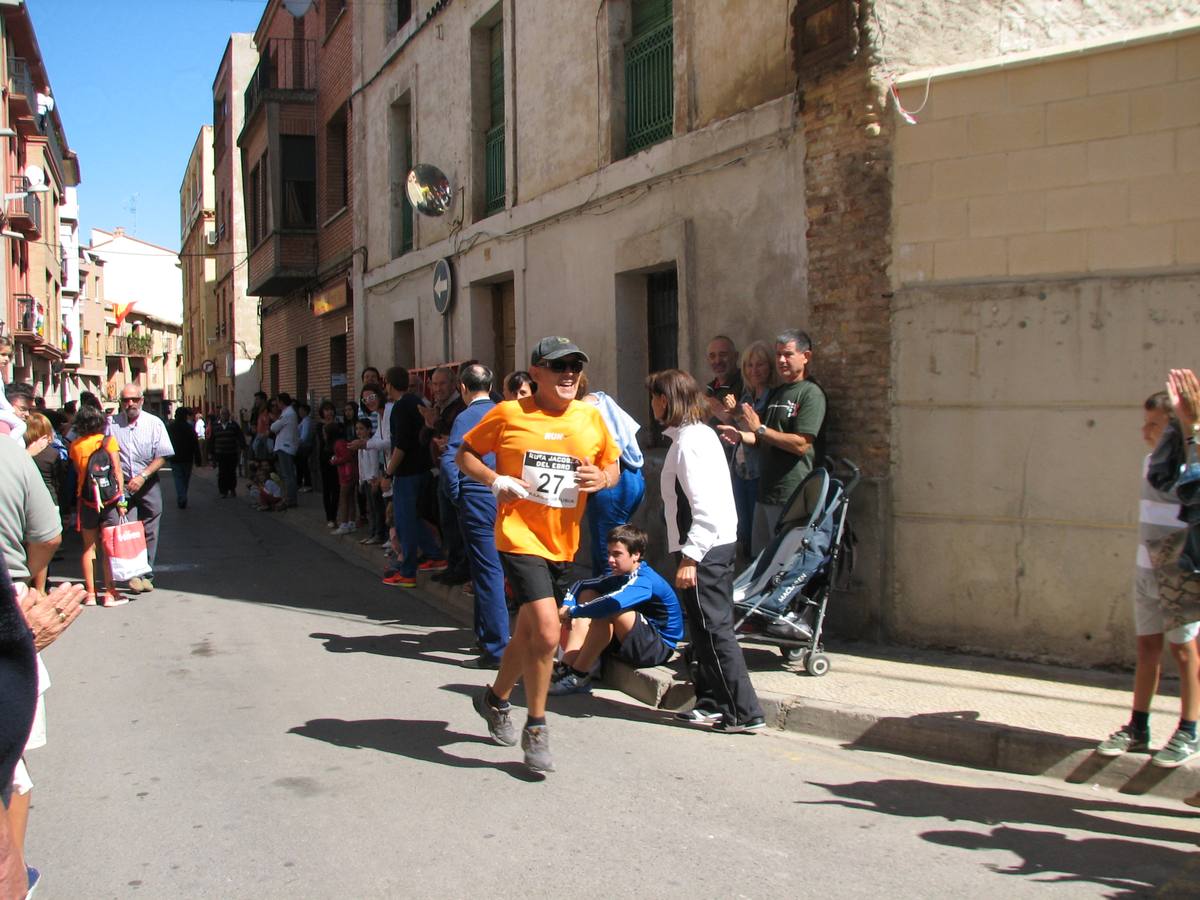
[406,164,453,217]
[24,164,45,188]
[282,0,314,17]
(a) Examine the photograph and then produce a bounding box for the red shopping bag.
[101,515,151,581]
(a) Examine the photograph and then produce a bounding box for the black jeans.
[679,542,764,725]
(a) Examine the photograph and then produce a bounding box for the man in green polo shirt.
[718,328,826,554]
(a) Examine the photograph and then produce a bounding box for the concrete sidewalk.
[228,469,1200,803]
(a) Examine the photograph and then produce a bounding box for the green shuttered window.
[626,0,673,154]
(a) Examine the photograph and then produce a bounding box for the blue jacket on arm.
[563,561,684,648]
[440,396,496,504]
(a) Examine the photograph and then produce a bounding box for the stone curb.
[262,485,1200,802]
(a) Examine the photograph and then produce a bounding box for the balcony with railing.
[484,123,505,216]
[7,177,41,237]
[106,332,153,358]
[243,38,316,129]
[7,57,33,117]
[14,294,41,337]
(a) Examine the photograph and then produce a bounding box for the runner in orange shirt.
[457,337,619,773]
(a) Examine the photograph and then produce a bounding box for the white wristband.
[491,475,529,500]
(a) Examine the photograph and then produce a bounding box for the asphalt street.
[23,469,1200,898]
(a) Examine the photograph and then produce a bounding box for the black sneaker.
[675,708,723,724]
[460,654,501,670]
[713,716,766,734]
[473,687,516,746]
[522,725,555,773]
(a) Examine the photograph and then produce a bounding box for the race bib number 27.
[522,450,580,508]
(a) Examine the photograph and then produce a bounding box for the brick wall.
[260,293,355,406]
[803,58,895,481]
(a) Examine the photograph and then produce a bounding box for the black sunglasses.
[538,358,584,374]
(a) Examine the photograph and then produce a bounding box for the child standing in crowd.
[328,422,357,534]
[355,417,385,544]
[68,406,127,607]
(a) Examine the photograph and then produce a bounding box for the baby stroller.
[731,458,859,675]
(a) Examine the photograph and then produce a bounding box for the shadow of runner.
[921,826,1197,897]
[805,779,1199,895]
[287,717,544,782]
[310,630,477,667]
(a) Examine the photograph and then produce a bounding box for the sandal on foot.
[82,593,98,606]
[101,592,130,607]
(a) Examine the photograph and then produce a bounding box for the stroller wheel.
[805,652,830,677]
[783,646,806,663]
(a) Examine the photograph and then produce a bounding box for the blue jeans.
[731,474,758,559]
[172,462,193,508]
[394,473,443,577]
[275,450,298,506]
[460,488,509,659]
[586,466,646,576]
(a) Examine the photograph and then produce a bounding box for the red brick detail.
[802,56,894,479]
[260,286,355,406]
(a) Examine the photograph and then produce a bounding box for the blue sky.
[30,0,265,250]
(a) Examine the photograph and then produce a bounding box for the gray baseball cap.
[530,336,589,366]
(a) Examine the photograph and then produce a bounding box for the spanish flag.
[113,302,136,326]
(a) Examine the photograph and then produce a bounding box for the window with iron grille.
[281,136,316,229]
[484,20,505,216]
[646,269,678,372]
[269,354,280,398]
[325,106,349,217]
[390,97,413,256]
[625,0,673,155]
[248,157,267,247]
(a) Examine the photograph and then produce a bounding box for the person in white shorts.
[1096,391,1200,768]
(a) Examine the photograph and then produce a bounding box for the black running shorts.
[609,613,674,668]
[499,552,573,606]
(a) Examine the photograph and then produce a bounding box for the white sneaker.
[335,523,354,535]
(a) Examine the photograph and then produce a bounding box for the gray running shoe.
[1095,726,1150,757]
[1151,728,1200,768]
[473,688,517,747]
[521,725,555,773]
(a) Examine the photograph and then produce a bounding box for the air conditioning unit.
[205,229,218,247]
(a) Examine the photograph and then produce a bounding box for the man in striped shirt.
[1096,391,1200,768]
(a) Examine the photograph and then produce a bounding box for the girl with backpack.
[68,406,128,607]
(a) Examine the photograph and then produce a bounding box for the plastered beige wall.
[889,31,1200,665]
[893,30,1200,284]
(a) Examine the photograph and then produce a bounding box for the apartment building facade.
[89,228,183,413]
[213,34,261,416]
[180,126,218,412]
[351,0,1200,665]
[239,0,356,409]
[73,246,106,399]
[1,2,80,407]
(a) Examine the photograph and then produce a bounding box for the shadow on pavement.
[309,630,477,667]
[287,717,544,782]
[805,778,1198,896]
[844,709,1096,775]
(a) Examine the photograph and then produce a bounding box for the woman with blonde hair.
[714,341,777,559]
[21,413,66,508]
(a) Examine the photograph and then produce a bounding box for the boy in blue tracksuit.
[550,524,684,695]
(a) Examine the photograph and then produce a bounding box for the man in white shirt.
[270,392,300,507]
[107,384,174,591]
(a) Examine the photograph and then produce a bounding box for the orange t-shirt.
[69,433,120,503]
[463,397,619,561]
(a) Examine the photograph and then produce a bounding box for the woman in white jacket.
[647,369,765,733]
